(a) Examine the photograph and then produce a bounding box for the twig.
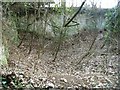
[64,0,86,27]
[77,36,97,65]
[67,23,79,27]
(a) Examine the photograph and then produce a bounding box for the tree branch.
[64,0,86,27]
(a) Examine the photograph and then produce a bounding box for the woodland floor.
[1,30,119,89]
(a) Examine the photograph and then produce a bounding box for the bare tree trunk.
[0,4,8,67]
[53,1,66,62]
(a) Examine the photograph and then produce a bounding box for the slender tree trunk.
[0,4,8,67]
[53,1,66,62]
